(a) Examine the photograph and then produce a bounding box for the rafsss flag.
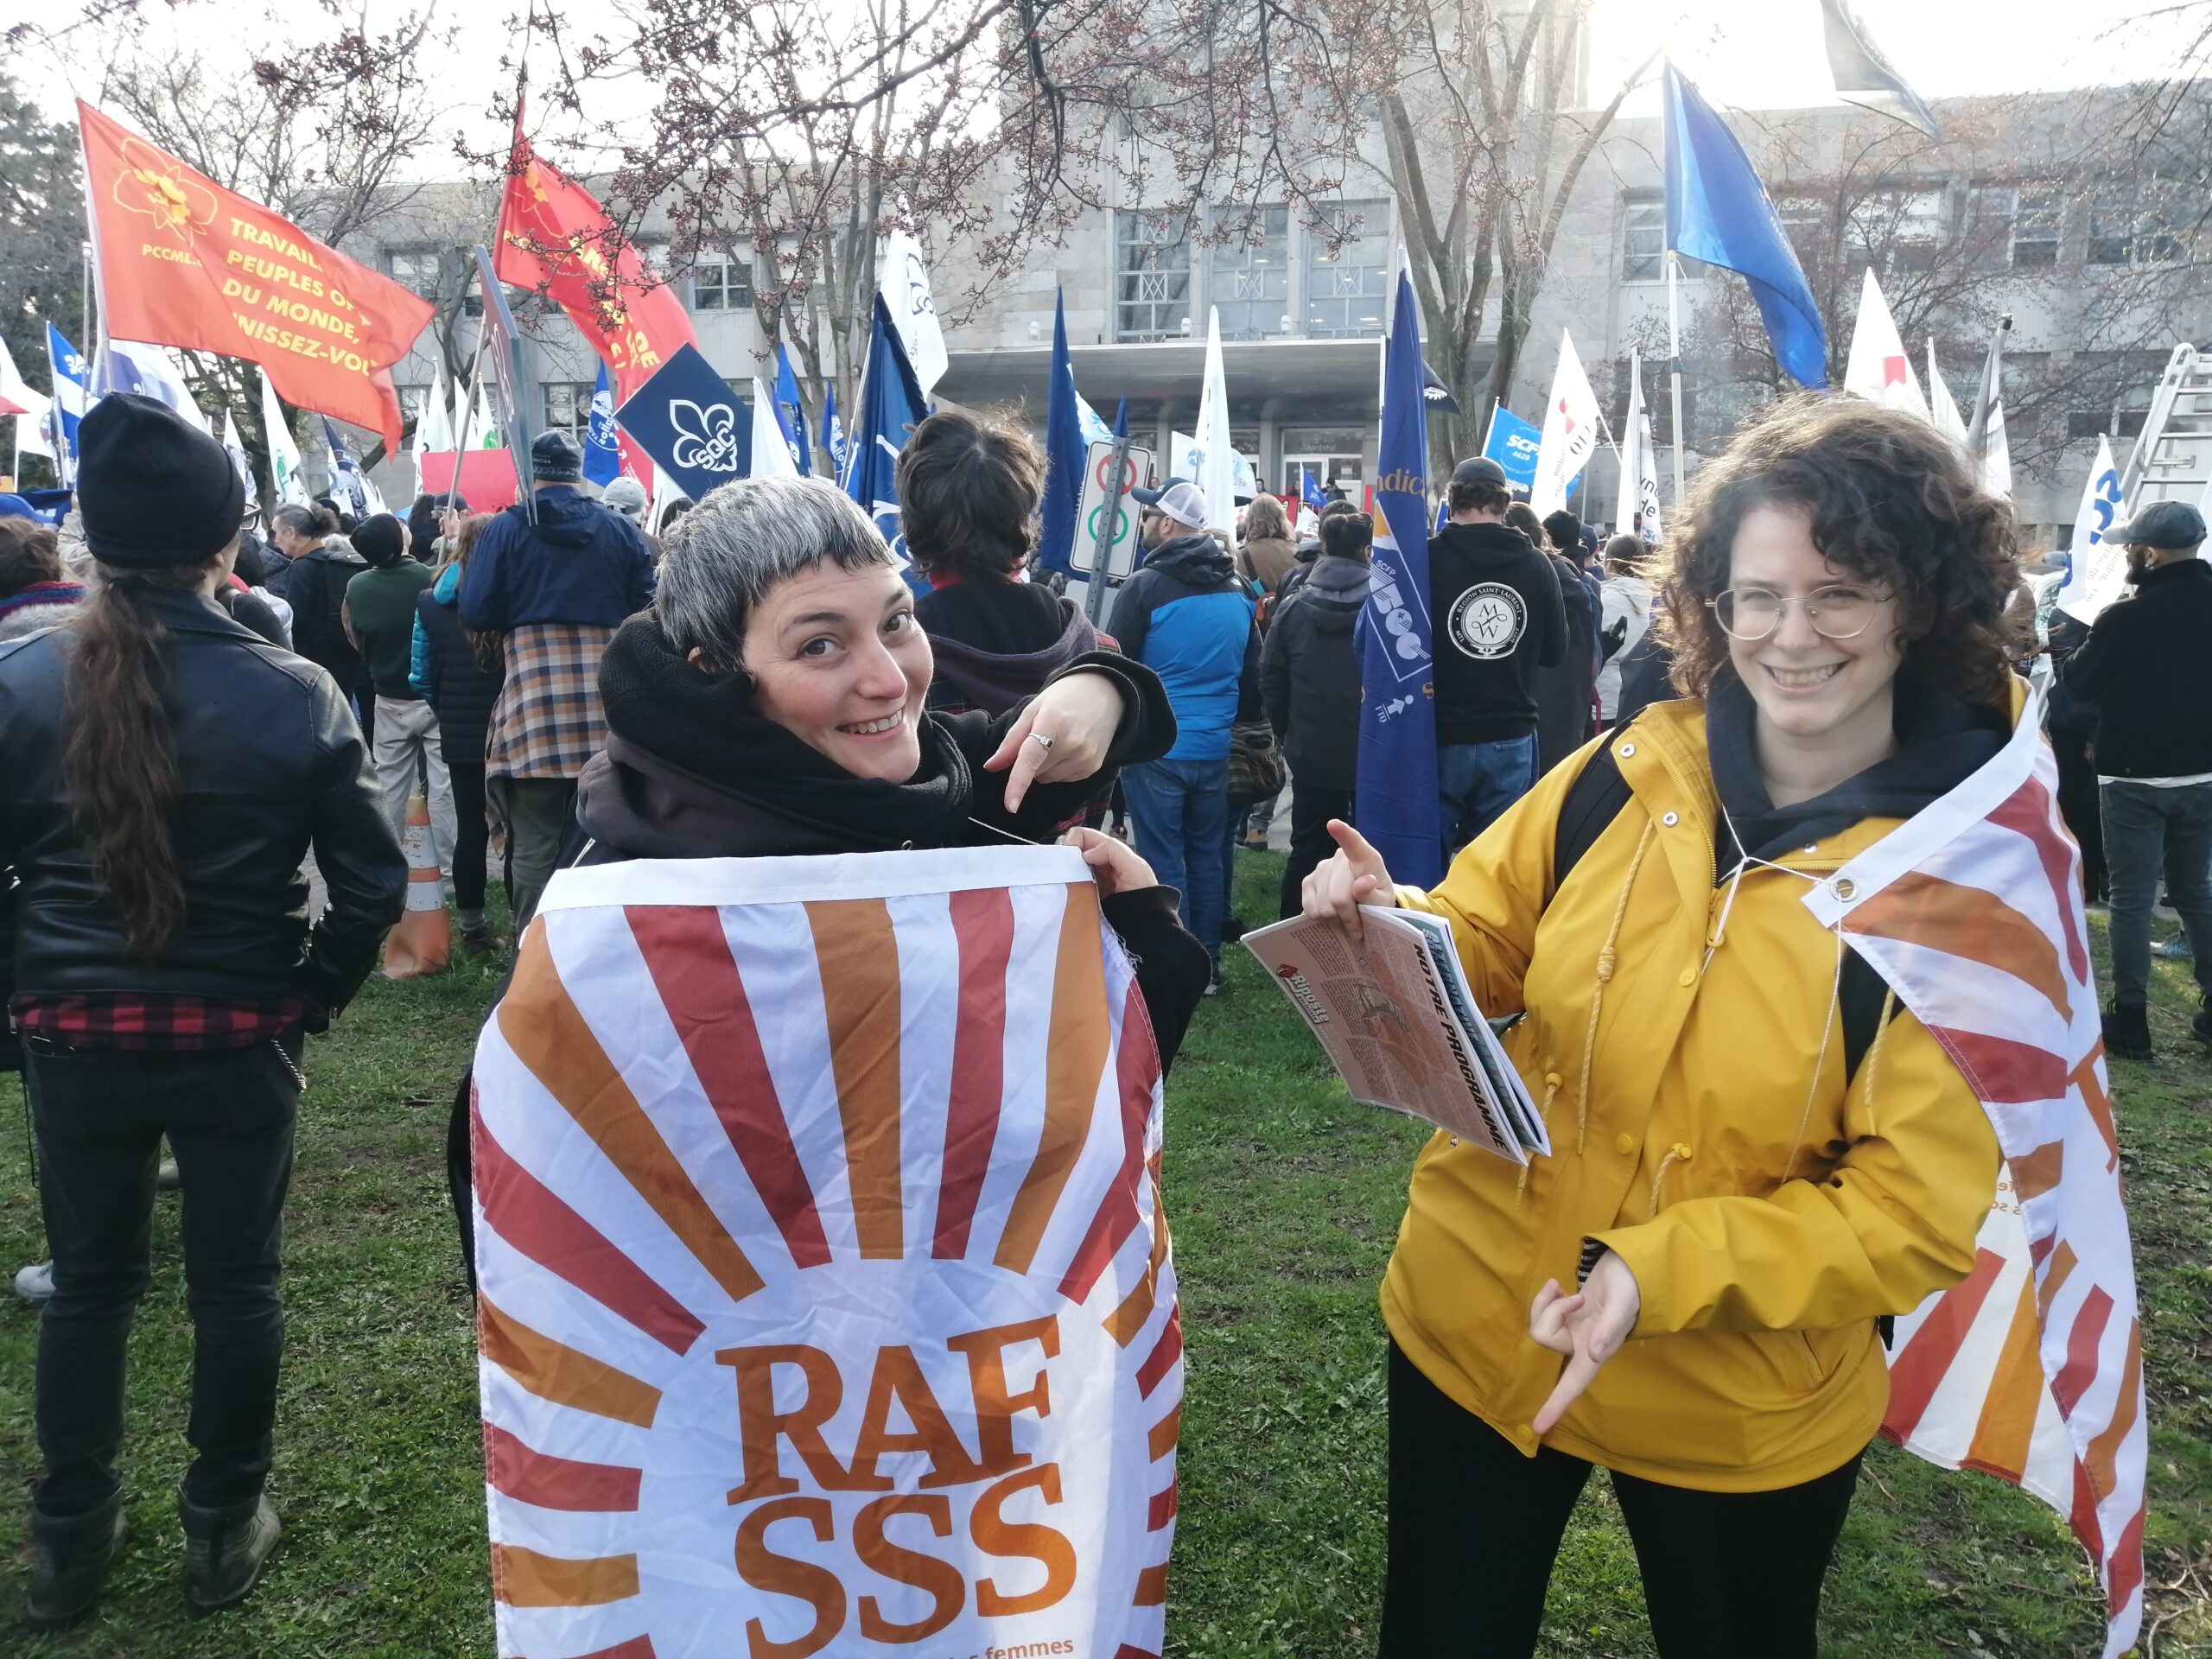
[470,847,1180,1659]
[496,126,695,405]
[76,101,430,454]
[1803,690,2146,1659]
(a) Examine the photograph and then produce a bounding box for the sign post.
[1074,436,1150,625]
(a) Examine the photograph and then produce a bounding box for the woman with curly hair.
[1305,397,2027,1656]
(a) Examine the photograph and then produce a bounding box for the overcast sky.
[17,0,2205,171]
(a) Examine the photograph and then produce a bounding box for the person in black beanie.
[0,393,405,1625]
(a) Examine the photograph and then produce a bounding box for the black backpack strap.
[1838,949,1898,1080]
[1552,732,1636,887]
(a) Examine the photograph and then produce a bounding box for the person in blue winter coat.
[457,432,656,929]
[1109,479,1260,988]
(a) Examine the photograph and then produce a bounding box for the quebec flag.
[45,324,90,484]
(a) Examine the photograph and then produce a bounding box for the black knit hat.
[531,429,582,483]
[78,392,246,568]
[352,512,406,569]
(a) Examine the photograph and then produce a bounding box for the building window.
[1116,212,1192,341]
[1304,200,1390,337]
[1969,183,2061,269]
[397,384,432,429]
[542,380,593,439]
[2088,177,2185,266]
[692,254,753,310]
[1622,200,1665,283]
[388,250,442,302]
[1209,205,1289,340]
[1846,188,1948,277]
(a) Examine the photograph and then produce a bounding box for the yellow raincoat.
[1382,696,2004,1491]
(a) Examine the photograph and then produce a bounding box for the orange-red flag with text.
[494,130,695,405]
[77,101,432,455]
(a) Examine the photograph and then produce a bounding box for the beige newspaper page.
[1242,907,1536,1163]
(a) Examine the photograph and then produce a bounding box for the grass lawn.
[0,852,2204,1657]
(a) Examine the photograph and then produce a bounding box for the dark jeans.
[25,1032,302,1518]
[1123,756,1230,959]
[1281,784,1355,919]
[1378,1343,1862,1659]
[448,759,490,913]
[491,775,579,931]
[2101,778,2212,1007]
[2053,733,2107,903]
[1438,733,1539,857]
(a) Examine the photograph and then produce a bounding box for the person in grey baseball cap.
[2057,495,2212,1056]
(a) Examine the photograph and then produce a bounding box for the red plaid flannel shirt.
[11,993,310,1052]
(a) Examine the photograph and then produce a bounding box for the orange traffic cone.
[383,791,451,979]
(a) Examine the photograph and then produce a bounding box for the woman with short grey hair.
[446,475,1211,1282]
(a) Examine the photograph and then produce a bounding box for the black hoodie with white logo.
[1427,521,1567,744]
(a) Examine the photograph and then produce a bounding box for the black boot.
[24,1494,126,1630]
[2101,1002,2152,1060]
[2192,996,2210,1050]
[178,1490,280,1613]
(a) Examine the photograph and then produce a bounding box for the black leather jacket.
[0,588,408,1020]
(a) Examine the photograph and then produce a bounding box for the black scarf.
[582,611,978,857]
[1707,665,2006,875]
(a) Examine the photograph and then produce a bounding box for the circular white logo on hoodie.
[1446,582,1527,659]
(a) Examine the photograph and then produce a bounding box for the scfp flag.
[1479,405,1545,495]
[470,847,1180,1659]
[1355,264,1442,889]
[1038,287,1086,575]
[583,361,621,488]
[773,344,811,475]
[77,99,431,452]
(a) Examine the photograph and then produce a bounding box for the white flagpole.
[1667,255,1688,516]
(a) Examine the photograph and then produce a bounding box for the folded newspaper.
[1242,907,1548,1163]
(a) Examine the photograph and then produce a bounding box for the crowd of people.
[0,382,2200,1651]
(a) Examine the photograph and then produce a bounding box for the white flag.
[2,339,53,461]
[1926,339,1968,447]
[1192,308,1239,543]
[221,410,254,496]
[259,367,308,506]
[747,378,798,478]
[1531,328,1599,518]
[1637,396,1663,541]
[99,340,209,430]
[878,229,947,397]
[2054,435,2126,624]
[1841,269,1928,419]
[1980,396,2012,500]
[457,378,502,451]
[412,362,455,500]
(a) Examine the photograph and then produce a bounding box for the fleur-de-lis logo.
[114,139,218,244]
[668,399,742,474]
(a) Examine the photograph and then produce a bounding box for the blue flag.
[1481,406,1547,493]
[615,342,753,504]
[820,385,848,485]
[45,324,89,485]
[1300,467,1326,515]
[1662,63,1827,388]
[847,293,928,573]
[582,361,620,487]
[1038,289,1086,575]
[774,343,812,475]
[319,416,386,516]
[1111,396,1128,441]
[1356,268,1442,889]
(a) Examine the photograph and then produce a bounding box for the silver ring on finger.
[1029,731,1055,752]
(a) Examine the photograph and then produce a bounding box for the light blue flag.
[1481,405,1546,493]
[1301,466,1326,516]
[45,324,89,486]
[1038,289,1087,575]
[820,385,848,484]
[774,344,812,474]
[1355,267,1443,889]
[847,293,928,580]
[1662,63,1827,388]
[582,360,620,487]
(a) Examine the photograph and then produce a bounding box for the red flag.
[77,101,432,454]
[495,130,696,405]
